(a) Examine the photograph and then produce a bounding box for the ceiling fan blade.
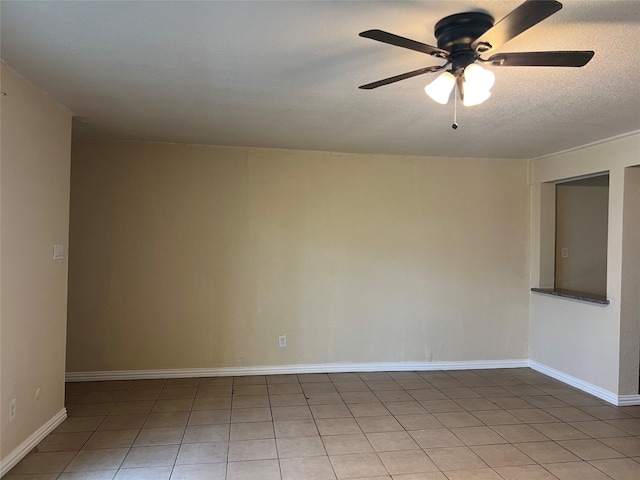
[359,65,446,90]
[486,51,594,67]
[360,30,449,58]
[471,0,563,54]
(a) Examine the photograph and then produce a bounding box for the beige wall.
[67,139,531,373]
[555,181,609,295]
[0,64,72,463]
[530,133,640,395]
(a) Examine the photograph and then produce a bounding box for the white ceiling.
[2,0,639,159]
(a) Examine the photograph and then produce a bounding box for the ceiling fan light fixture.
[463,63,495,91]
[462,85,492,107]
[424,71,456,104]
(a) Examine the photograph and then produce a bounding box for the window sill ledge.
[531,288,610,305]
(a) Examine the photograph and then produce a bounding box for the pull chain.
[452,86,458,130]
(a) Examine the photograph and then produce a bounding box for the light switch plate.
[53,244,64,260]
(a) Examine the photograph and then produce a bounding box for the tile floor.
[5,368,640,479]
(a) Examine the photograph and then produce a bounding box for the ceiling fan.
[359,0,594,108]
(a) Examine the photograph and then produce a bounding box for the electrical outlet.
[278,335,287,348]
[9,399,16,422]
[561,247,569,258]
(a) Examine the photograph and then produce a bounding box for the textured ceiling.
[2,0,639,159]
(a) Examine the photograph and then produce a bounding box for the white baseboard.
[528,360,629,406]
[0,408,67,477]
[618,395,640,406]
[65,359,529,382]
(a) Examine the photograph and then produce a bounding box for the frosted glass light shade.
[462,86,491,106]
[463,63,495,91]
[424,72,456,104]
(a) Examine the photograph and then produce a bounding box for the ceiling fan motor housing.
[434,12,494,72]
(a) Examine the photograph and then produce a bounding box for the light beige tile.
[271,405,313,421]
[134,427,185,446]
[233,385,268,396]
[306,393,345,405]
[316,418,362,435]
[230,408,270,423]
[159,387,197,400]
[267,374,300,384]
[375,391,415,403]
[183,424,230,443]
[531,422,590,440]
[226,459,281,479]
[54,416,104,433]
[114,466,172,479]
[84,430,139,449]
[199,377,233,387]
[378,450,438,475]
[145,411,190,429]
[298,373,331,383]
[471,410,521,426]
[569,420,629,438]
[121,445,179,468]
[188,409,231,425]
[495,464,558,479]
[196,386,233,398]
[110,401,155,415]
[10,451,77,474]
[57,471,118,480]
[590,457,640,479]
[544,407,597,422]
[277,436,326,459]
[334,382,370,393]
[329,452,388,478]
[558,439,625,460]
[384,402,427,415]
[192,397,231,411]
[175,441,228,464]
[69,402,115,417]
[442,468,502,479]
[302,383,338,394]
[280,456,336,480]
[93,381,132,392]
[543,460,611,479]
[356,415,403,433]
[170,462,226,480]
[490,424,549,443]
[600,436,640,457]
[165,378,201,388]
[274,420,319,437]
[450,426,507,446]
[151,399,194,413]
[366,431,419,452]
[580,406,634,420]
[322,433,373,455]
[267,383,303,395]
[340,392,380,404]
[129,379,166,390]
[64,448,128,472]
[230,421,274,441]
[409,429,464,449]
[424,446,487,471]
[311,404,352,419]
[228,439,277,461]
[269,394,308,407]
[98,414,148,431]
[470,444,535,467]
[396,414,444,431]
[36,432,91,452]
[434,412,484,428]
[505,408,558,424]
[453,398,500,411]
[513,441,580,463]
[604,418,640,435]
[232,395,269,409]
[79,391,124,404]
[348,403,389,417]
[120,389,160,402]
[419,400,464,413]
[409,389,449,401]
